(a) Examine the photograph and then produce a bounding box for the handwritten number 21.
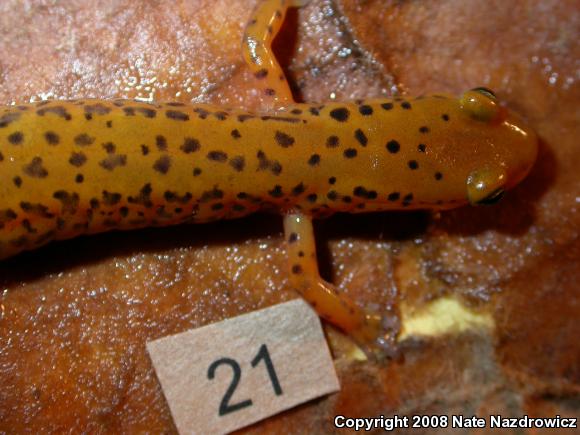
[207,344,283,416]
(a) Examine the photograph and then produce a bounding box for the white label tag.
[146,299,340,435]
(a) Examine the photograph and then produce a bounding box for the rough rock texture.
[0,0,578,433]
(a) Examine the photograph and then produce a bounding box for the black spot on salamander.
[309,107,320,116]
[193,167,202,176]
[326,136,340,148]
[408,160,419,170]
[343,148,357,158]
[291,183,306,196]
[166,110,190,121]
[268,185,283,198]
[327,191,338,201]
[181,138,200,153]
[401,101,412,109]
[402,193,414,206]
[291,264,303,274]
[123,107,156,118]
[102,191,122,206]
[435,172,443,180]
[274,130,295,147]
[354,129,368,146]
[0,209,17,229]
[388,192,400,201]
[102,142,116,154]
[44,131,60,145]
[0,151,3,161]
[166,102,186,107]
[353,186,377,199]
[128,183,153,208]
[329,107,349,122]
[229,155,245,172]
[211,203,224,211]
[342,196,352,203]
[328,176,336,185]
[306,193,317,203]
[156,135,168,151]
[100,154,127,171]
[106,120,113,128]
[20,202,54,218]
[207,151,228,162]
[386,140,400,153]
[288,232,298,243]
[193,108,210,119]
[419,126,430,134]
[36,106,72,120]
[257,150,282,175]
[138,108,157,118]
[7,131,24,145]
[442,114,450,121]
[23,157,48,178]
[231,129,241,139]
[237,114,254,122]
[13,176,22,187]
[153,155,171,174]
[200,187,224,202]
[120,207,129,217]
[141,145,150,156]
[214,111,228,121]
[75,174,84,183]
[85,113,93,120]
[74,133,95,146]
[69,152,87,167]
[359,105,373,116]
[53,191,80,214]
[22,219,37,234]
[290,108,302,115]
[164,191,193,204]
[84,103,112,116]
[254,69,268,79]
[90,198,100,209]
[0,112,21,128]
[232,203,246,212]
[237,192,249,200]
[418,144,426,153]
[308,154,320,166]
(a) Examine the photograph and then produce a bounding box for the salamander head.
[458,87,538,205]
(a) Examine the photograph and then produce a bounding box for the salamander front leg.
[242,0,310,106]
[283,212,383,345]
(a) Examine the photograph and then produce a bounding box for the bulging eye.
[460,87,501,122]
[471,87,496,100]
[467,168,507,206]
[475,188,505,205]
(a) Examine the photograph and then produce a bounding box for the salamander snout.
[460,87,538,205]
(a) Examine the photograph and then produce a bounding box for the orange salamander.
[0,0,538,346]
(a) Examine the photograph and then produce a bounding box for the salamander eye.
[467,168,507,205]
[471,87,496,100]
[460,87,501,122]
[475,188,505,205]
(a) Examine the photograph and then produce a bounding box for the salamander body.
[0,93,537,260]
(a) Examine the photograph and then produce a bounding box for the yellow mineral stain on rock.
[398,296,494,341]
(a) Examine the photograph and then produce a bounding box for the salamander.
[0,0,538,346]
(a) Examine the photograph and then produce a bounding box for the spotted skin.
[0,0,538,348]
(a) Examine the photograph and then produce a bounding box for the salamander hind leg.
[283,212,384,348]
[242,0,309,106]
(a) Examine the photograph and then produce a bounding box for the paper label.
[147,299,340,434]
